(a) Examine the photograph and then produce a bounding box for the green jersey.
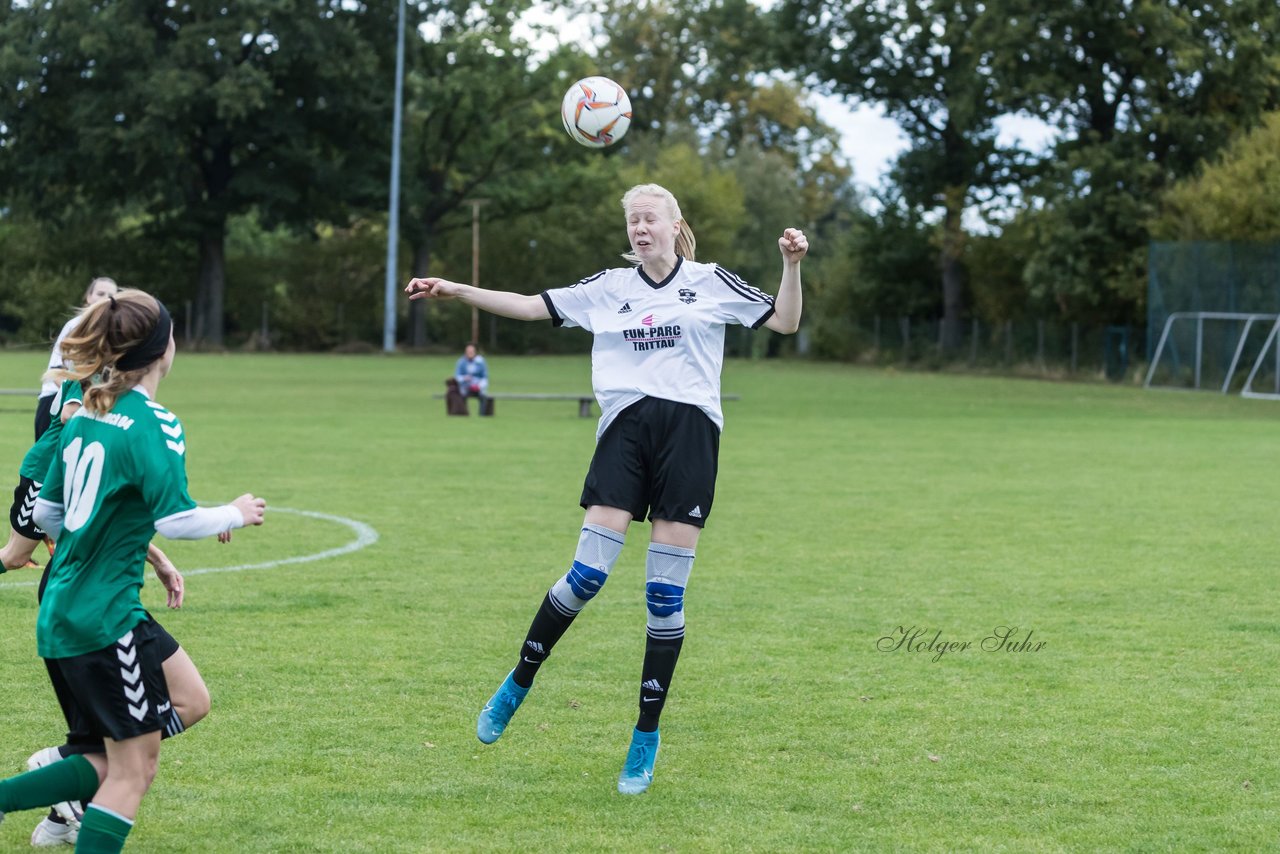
[21,380,84,482]
[36,387,196,658]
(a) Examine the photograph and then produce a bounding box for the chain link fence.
[829,317,1135,380]
[1149,242,1280,363]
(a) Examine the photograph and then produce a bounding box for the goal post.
[1240,316,1280,400]
[1144,311,1280,395]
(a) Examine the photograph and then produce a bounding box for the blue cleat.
[477,670,529,744]
[617,728,660,794]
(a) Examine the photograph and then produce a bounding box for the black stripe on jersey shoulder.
[713,265,773,304]
[750,306,776,330]
[540,292,564,327]
[574,270,609,287]
[543,269,608,328]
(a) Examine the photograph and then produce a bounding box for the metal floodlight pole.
[382,0,406,354]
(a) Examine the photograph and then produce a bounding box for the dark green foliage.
[396,5,590,347]
[10,0,1275,357]
[1152,111,1280,241]
[998,0,1280,323]
[773,0,1020,349]
[776,0,1280,338]
[0,0,398,345]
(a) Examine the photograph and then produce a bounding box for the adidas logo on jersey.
[618,302,633,314]
[688,506,703,519]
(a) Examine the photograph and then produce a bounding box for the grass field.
[0,351,1277,852]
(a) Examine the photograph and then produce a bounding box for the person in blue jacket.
[454,343,489,409]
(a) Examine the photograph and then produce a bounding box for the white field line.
[0,507,378,590]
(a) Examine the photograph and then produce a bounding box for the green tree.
[774,0,1026,350]
[398,1,589,347]
[999,0,1280,321]
[0,0,395,346]
[1151,111,1280,241]
[803,193,934,360]
[589,0,773,145]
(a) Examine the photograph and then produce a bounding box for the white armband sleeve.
[33,499,65,540]
[155,505,245,540]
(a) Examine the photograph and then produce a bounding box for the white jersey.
[40,314,83,397]
[541,257,774,437]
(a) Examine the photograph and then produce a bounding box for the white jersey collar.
[638,255,684,290]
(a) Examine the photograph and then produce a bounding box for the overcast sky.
[812,94,1060,191]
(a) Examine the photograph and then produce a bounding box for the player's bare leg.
[75,733,158,851]
[163,647,210,730]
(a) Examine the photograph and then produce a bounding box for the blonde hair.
[46,289,166,414]
[620,184,697,263]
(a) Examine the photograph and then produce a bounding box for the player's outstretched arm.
[155,494,266,541]
[765,227,808,335]
[405,278,550,322]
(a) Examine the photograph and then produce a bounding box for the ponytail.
[674,219,696,261]
[45,289,169,414]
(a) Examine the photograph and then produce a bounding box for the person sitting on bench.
[454,343,490,414]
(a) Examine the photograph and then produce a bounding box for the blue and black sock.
[513,523,625,687]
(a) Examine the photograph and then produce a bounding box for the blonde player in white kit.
[405,183,807,795]
[34,277,120,441]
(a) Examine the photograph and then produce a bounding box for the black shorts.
[47,617,175,744]
[581,396,719,527]
[10,475,44,540]
[34,393,56,442]
[47,617,181,754]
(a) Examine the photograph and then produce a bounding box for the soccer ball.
[560,76,632,148]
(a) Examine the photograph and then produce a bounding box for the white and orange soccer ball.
[560,76,632,148]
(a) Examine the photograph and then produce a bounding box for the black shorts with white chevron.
[49,617,173,742]
[45,616,185,753]
[10,475,44,540]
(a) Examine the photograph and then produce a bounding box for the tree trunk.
[939,187,966,352]
[409,300,426,349]
[195,227,227,348]
[192,132,233,349]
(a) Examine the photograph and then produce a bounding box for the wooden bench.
[490,393,597,417]
[433,392,739,417]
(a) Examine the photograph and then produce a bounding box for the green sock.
[76,804,134,853]
[0,753,98,813]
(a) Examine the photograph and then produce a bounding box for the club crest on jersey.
[678,288,697,304]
